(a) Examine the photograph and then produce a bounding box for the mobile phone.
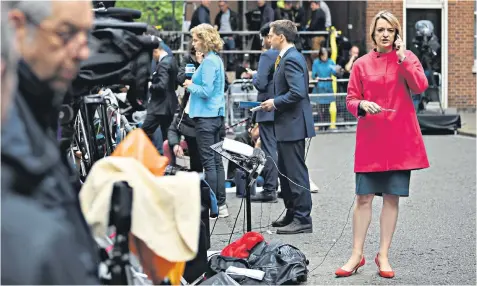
[394,32,400,49]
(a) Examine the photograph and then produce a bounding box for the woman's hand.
[359,100,382,114]
[196,52,204,64]
[183,79,192,89]
[394,34,406,61]
[173,145,184,157]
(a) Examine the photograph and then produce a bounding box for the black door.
[406,9,442,74]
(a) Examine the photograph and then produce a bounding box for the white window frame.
[404,0,449,108]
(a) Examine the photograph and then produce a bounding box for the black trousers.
[184,136,203,173]
[258,121,278,192]
[141,113,173,144]
[277,139,312,224]
[194,117,226,206]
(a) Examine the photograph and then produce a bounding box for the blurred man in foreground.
[1,1,99,283]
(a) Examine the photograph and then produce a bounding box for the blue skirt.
[355,171,411,197]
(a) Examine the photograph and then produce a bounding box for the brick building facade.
[187,0,475,109]
[365,0,476,109]
[447,0,476,108]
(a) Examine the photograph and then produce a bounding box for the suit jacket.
[148,55,179,116]
[273,47,316,142]
[253,49,279,123]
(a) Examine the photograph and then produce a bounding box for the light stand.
[104,181,134,285]
[210,141,266,232]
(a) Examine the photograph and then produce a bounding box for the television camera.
[410,20,444,113]
[412,20,441,73]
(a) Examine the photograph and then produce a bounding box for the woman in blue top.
[183,24,229,218]
[311,47,338,104]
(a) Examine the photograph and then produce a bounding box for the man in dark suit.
[142,41,179,142]
[248,22,279,203]
[261,19,316,234]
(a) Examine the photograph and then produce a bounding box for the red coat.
[346,50,430,173]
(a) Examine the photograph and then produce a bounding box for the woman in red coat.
[335,11,429,279]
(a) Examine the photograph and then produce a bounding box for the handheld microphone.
[185,64,195,80]
[250,106,262,112]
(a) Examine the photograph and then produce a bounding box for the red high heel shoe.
[335,256,365,277]
[375,254,395,278]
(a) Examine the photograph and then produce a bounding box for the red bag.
[221,232,265,259]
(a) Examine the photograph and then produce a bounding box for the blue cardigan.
[187,52,225,118]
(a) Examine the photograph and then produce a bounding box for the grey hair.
[9,1,52,25]
[1,2,17,72]
[1,3,19,122]
[7,1,52,43]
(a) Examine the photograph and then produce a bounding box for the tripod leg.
[246,183,252,232]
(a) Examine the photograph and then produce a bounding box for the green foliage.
[115,0,183,31]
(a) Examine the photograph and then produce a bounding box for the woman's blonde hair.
[190,23,223,53]
[369,10,402,46]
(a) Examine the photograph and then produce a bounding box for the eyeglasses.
[25,13,91,46]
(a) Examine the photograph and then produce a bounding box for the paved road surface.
[209,133,476,285]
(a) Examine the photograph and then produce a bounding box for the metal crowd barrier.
[157,30,331,55]
[226,79,257,133]
[225,78,355,133]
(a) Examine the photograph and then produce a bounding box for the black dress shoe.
[276,219,312,234]
[271,214,294,227]
[251,191,278,203]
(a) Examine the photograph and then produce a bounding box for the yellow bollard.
[329,101,337,130]
[329,27,340,130]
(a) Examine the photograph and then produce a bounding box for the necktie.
[275,55,281,70]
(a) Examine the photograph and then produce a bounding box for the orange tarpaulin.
[112,129,185,285]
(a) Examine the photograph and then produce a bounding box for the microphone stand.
[244,163,261,231]
[210,141,266,232]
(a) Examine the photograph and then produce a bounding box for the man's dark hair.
[270,20,297,43]
[259,22,271,37]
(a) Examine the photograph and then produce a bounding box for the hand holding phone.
[394,34,406,61]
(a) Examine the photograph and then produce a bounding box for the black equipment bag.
[206,241,309,285]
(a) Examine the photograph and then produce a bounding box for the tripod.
[421,54,444,115]
[210,140,266,232]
